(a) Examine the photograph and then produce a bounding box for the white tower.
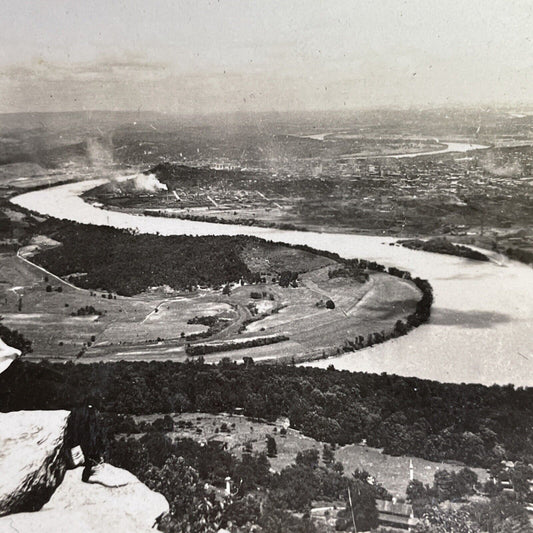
[409,459,414,481]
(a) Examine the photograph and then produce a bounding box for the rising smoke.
[85,137,114,168]
[480,153,523,177]
[129,173,168,192]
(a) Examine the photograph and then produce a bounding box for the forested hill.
[2,360,532,469]
[29,220,392,296]
[32,220,339,296]
[33,221,252,295]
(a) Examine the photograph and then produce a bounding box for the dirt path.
[16,249,87,293]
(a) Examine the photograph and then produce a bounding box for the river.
[340,141,490,159]
[11,179,533,386]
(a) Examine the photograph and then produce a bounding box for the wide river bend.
[11,179,533,386]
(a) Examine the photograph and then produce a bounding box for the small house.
[376,499,417,531]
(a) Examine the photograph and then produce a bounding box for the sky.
[1,0,532,114]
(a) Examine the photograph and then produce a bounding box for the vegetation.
[32,220,256,296]
[266,435,277,458]
[186,335,289,356]
[328,265,369,283]
[0,319,32,354]
[407,468,479,516]
[413,495,531,533]
[398,237,489,261]
[71,305,102,317]
[105,428,386,533]
[141,207,304,232]
[31,219,427,297]
[2,359,532,469]
[506,246,533,265]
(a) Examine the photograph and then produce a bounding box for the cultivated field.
[0,235,420,363]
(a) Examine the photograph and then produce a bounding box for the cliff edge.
[0,410,168,532]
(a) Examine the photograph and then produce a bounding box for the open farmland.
[1,220,422,363]
[0,252,161,358]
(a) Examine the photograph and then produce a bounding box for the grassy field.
[132,412,488,498]
[0,235,420,363]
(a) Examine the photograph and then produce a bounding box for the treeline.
[2,359,532,469]
[328,265,369,283]
[398,237,489,262]
[185,335,289,356]
[141,209,303,232]
[336,274,432,354]
[71,305,102,317]
[32,220,258,296]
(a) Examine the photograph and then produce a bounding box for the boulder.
[0,466,169,532]
[86,462,137,487]
[0,410,71,516]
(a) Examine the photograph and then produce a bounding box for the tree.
[407,479,436,517]
[465,495,530,533]
[454,468,478,497]
[266,435,277,458]
[325,299,335,309]
[279,271,298,288]
[295,449,320,469]
[222,284,231,296]
[434,469,457,501]
[259,504,317,533]
[322,444,335,466]
[223,495,261,527]
[144,456,224,532]
[335,480,379,532]
[394,319,408,336]
[233,452,271,493]
[509,462,533,496]
[414,507,481,533]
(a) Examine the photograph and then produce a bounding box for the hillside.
[31,220,336,296]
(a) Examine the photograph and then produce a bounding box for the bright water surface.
[12,179,533,386]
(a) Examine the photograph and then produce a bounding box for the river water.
[341,141,490,159]
[11,179,533,386]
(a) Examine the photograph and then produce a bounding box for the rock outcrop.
[0,410,169,531]
[0,466,169,532]
[0,338,21,375]
[0,410,71,516]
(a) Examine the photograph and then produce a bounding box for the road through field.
[11,178,533,386]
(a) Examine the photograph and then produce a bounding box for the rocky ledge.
[0,410,168,531]
[0,338,21,375]
[0,410,71,516]
[0,465,169,533]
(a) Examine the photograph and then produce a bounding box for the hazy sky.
[1,0,532,113]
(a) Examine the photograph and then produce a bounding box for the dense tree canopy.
[2,359,532,469]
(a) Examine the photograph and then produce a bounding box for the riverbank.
[10,178,533,386]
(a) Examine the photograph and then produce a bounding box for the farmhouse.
[376,499,417,531]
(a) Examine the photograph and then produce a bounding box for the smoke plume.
[130,173,168,192]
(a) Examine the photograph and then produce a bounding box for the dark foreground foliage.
[2,359,532,468]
